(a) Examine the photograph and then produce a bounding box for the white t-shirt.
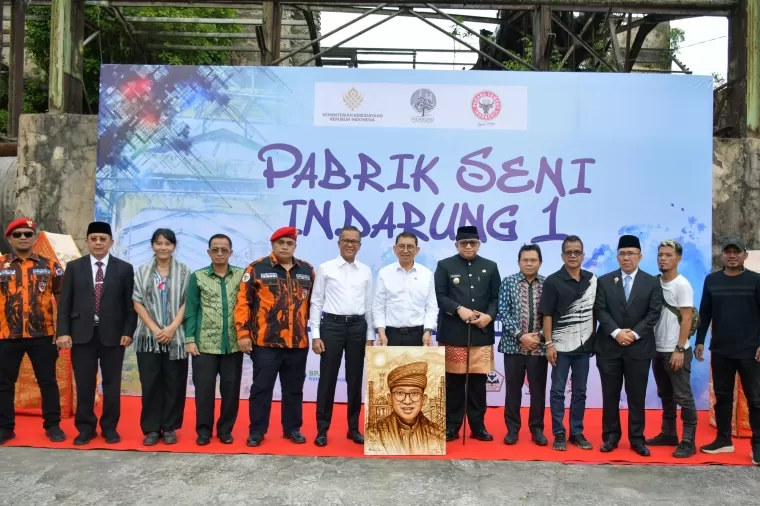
[654,274,694,352]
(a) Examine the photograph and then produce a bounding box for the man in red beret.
[0,218,66,445]
[234,226,315,447]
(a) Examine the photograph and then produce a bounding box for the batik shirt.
[497,272,545,355]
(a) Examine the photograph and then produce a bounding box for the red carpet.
[6,396,755,465]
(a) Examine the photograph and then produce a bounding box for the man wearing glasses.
[310,225,374,447]
[373,232,438,347]
[184,234,245,446]
[434,226,501,442]
[0,218,65,445]
[594,234,663,457]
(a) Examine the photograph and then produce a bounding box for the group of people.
[0,217,758,466]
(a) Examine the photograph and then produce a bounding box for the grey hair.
[658,239,683,256]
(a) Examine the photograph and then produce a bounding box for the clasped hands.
[456,306,491,328]
[615,329,636,346]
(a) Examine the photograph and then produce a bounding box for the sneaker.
[162,431,178,445]
[569,433,593,450]
[645,432,679,447]
[700,438,735,454]
[143,432,160,446]
[552,433,567,451]
[673,440,696,458]
[45,426,66,443]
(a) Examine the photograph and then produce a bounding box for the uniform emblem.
[302,288,309,299]
[55,267,64,276]
[482,269,487,273]
[38,281,47,292]
[614,277,619,284]
[26,220,33,228]
[3,262,9,268]
[242,272,251,283]
[453,277,460,284]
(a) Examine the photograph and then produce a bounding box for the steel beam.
[745,0,759,137]
[134,30,311,39]
[8,0,24,138]
[124,16,306,25]
[261,2,282,64]
[532,5,552,70]
[49,0,85,113]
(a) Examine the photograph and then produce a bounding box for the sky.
[317,10,729,79]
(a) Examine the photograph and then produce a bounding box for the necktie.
[624,275,632,302]
[94,261,104,317]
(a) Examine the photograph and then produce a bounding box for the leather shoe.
[284,430,306,444]
[247,433,264,447]
[531,429,548,446]
[469,428,494,442]
[103,431,121,444]
[600,441,618,453]
[0,431,16,445]
[196,434,211,446]
[143,432,160,446]
[632,444,650,457]
[74,431,98,446]
[446,430,460,442]
[503,432,518,445]
[45,426,66,443]
[314,432,328,447]
[219,433,234,444]
[162,431,178,445]
[347,430,364,444]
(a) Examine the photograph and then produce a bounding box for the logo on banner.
[472,91,501,121]
[318,86,383,124]
[343,88,364,111]
[410,88,436,124]
[486,369,505,392]
[307,370,320,382]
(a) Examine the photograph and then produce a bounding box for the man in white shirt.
[373,232,438,347]
[310,226,374,447]
[646,239,698,458]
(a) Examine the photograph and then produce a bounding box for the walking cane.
[462,322,472,445]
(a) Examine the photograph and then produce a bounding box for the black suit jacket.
[57,254,138,346]
[593,269,663,360]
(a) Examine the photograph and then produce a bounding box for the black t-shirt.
[539,267,597,354]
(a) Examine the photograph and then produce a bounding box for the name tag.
[260,272,278,279]
[296,274,311,281]
[0,269,15,276]
[33,268,51,275]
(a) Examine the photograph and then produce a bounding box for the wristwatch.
[675,345,686,353]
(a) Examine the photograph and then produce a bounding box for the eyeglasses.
[563,250,583,257]
[11,231,34,239]
[340,239,361,246]
[209,248,230,254]
[617,251,640,258]
[458,240,479,248]
[395,245,417,251]
[392,390,423,402]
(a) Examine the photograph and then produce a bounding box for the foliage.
[668,27,686,55]
[712,72,726,88]
[23,6,242,113]
[0,73,54,135]
[502,37,569,72]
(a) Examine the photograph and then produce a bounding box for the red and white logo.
[471,91,502,121]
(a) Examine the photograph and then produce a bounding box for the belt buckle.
[400,327,409,334]
[345,315,350,322]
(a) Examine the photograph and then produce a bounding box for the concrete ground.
[0,448,757,506]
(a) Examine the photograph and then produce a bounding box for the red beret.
[270,226,297,242]
[5,217,36,237]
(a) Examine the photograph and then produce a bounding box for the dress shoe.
[673,440,696,458]
[632,444,650,457]
[446,430,460,442]
[143,432,160,446]
[552,434,567,451]
[503,432,518,445]
[74,431,98,446]
[284,430,306,444]
[45,426,66,443]
[163,431,178,445]
[103,431,121,444]
[219,433,234,444]
[645,432,679,446]
[0,431,16,445]
[569,433,593,450]
[531,429,548,446]
[347,430,364,444]
[469,428,494,442]
[600,441,618,453]
[196,434,211,446]
[314,432,328,447]
[247,433,264,447]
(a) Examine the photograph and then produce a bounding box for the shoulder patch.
[242,272,251,283]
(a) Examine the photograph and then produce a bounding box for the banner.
[96,65,713,409]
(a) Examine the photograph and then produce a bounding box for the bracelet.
[545,342,555,348]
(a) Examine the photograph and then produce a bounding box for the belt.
[323,313,363,323]
[387,325,423,334]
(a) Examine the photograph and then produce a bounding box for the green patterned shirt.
[183,265,245,354]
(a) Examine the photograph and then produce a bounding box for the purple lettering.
[486,205,519,241]
[430,203,459,240]
[300,200,333,239]
[318,149,351,190]
[458,203,486,243]
[293,152,317,189]
[569,158,594,194]
[370,202,396,238]
[355,154,385,192]
[535,157,566,196]
[283,200,307,232]
[388,154,414,191]
[496,156,534,193]
[336,200,370,237]
[399,202,430,241]
[260,143,302,189]
[410,155,440,194]
[456,147,496,193]
[531,196,567,243]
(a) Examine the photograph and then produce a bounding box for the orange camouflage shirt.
[234,253,314,348]
[0,253,63,339]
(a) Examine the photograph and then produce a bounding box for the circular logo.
[471,91,501,121]
[409,89,437,117]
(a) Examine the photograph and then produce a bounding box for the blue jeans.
[549,353,590,437]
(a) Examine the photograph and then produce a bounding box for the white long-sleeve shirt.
[372,262,438,330]
[309,256,374,341]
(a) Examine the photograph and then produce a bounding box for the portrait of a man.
[365,350,446,456]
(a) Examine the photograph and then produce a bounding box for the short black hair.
[151,228,177,246]
[561,235,584,253]
[338,225,361,237]
[518,243,542,262]
[208,234,232,249]
[395,231,418,246]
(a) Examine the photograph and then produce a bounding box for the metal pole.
[271,2,390,65]
[424,3,536,71]
[552,13,617,72]
[297,8,406,67]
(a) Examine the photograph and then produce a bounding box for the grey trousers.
[652,348,698,441]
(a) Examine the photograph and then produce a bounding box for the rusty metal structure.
[1,0,757,139]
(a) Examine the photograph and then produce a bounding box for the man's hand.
[422,331,433,347]
[366,340,374,347]
[156,324,176,344]
[239,338,253,354]
[546,346,558,366]
[755,346,760,362]
[378,331,388,346]
[615,329,634,346]
[472,313,492,329]
[186,343,200,357]
[670,350,685,371]
[56,335,72,350]
[695,344,705,362]
[519,333,540,351]
[312,338,325,355]
[457,306,476,322]
[120,335,133,347]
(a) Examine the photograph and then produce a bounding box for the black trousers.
[192,352,243,438]
[597,353,651,445]
[446,372,487,433]
[504,353,548,434]
[71,329,125,436]
[136,351,189,435]
[711,352,760,448]
[0,336,60,433]
[652,349,698,441]
[316,316,367,433]
[249,346,309,435]
[386,326,424,346]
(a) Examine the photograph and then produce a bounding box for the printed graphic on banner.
[95,65,713,409]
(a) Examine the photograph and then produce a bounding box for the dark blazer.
[434,254,500,347]
[57,254,138,346]
[594,268,663,360]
